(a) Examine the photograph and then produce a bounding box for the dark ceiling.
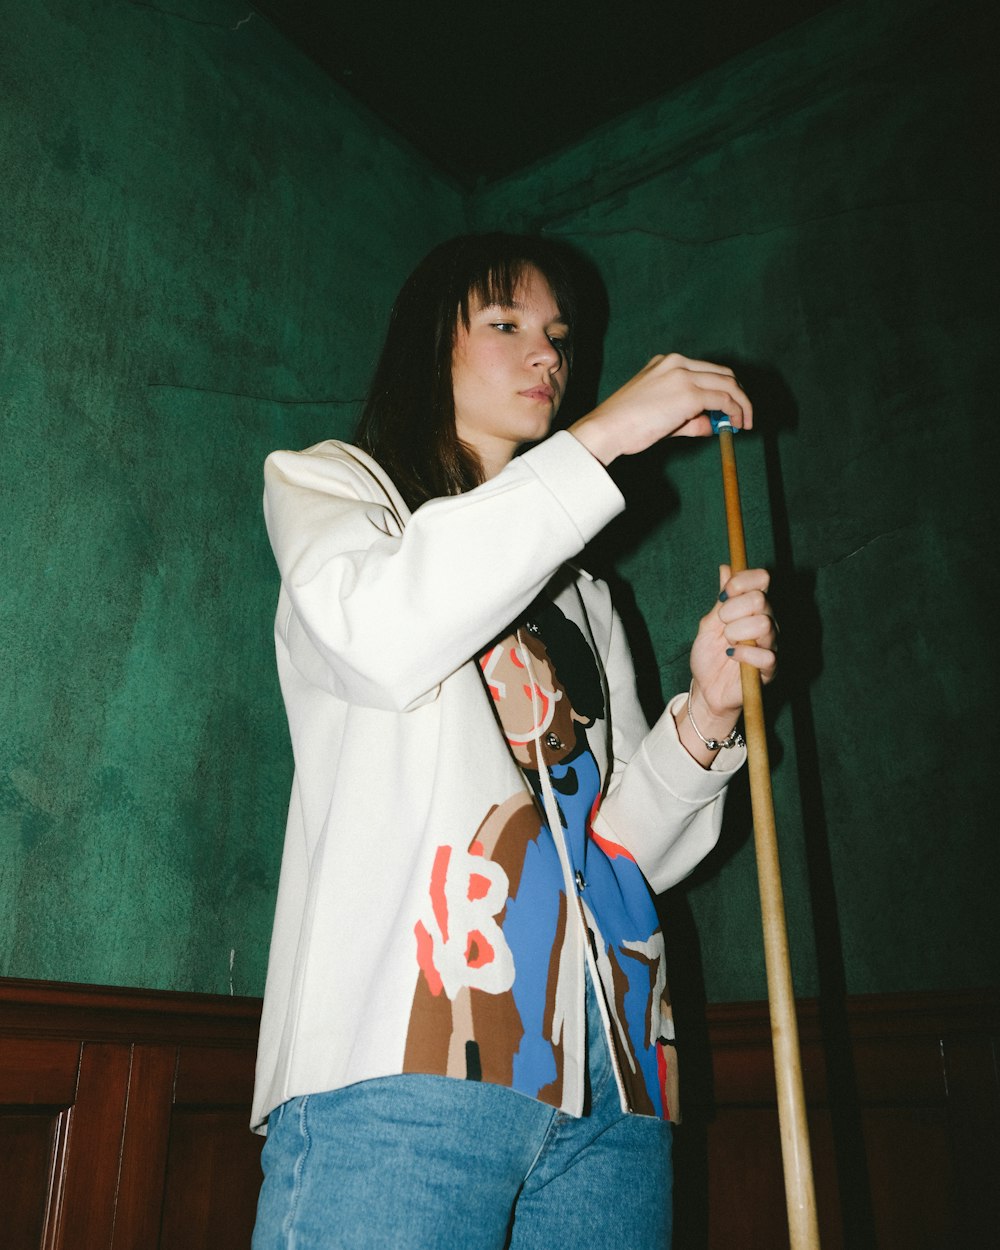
[254,1,844,187]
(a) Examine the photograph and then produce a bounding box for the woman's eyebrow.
[479,300,569,325]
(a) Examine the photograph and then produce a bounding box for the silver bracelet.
[687,681,745,750]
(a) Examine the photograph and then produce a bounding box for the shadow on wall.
[653,361,878,1247]
[575,348,881,1243]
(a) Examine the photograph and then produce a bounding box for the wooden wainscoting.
[2,980,997,1249]
[672,988,1000,1249]
[0,979,263,1250]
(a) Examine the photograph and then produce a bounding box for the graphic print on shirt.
[402,596,678,1119]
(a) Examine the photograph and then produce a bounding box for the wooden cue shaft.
[718,428,821,1248]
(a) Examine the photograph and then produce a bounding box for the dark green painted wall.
[0,0,463,994]
[478,0,997,1000]
[2,0,994,1004]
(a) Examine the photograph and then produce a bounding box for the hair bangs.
[454,242,577,343]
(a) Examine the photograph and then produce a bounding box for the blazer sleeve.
[592,603,746,894]
[264,431,625,712]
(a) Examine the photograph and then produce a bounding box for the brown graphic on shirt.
[404,791,571,1101]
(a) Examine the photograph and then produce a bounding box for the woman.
[252,233,776,1249]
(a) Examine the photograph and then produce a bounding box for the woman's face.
[451,265,570,479]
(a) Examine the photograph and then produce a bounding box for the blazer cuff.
[645,693,748,795]
[521,430,625,542]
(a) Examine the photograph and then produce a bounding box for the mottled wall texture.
[1,0,463,994]
[2,0,994,1004]
[477,0,996,1001]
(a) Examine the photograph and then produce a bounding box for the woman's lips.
[519,386,555,402]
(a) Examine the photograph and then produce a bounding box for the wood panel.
[1,979,995,1248]
[159,1108,265,1250]
[0,978,263,1250]
[2,1107,69,1250]
[160,1040,264,1250]
[673,987,1000,1249]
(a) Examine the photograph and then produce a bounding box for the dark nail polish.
[718,591,729,603]
[726,647,735,657]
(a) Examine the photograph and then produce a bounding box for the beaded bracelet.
[687,680,746,751]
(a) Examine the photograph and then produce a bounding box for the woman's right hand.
[568,353,752,467]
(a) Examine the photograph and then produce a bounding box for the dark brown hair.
[355,233,580,511]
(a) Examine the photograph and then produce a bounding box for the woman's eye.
[548,336,569,354]
[491,322,517,333]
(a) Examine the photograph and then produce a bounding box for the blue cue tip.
[707,410,739,434]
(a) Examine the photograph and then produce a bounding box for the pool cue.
[710,413,821,1248]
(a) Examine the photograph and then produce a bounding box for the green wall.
[478,0,997,1000]
[0,0,463,994]
[2,0,994,1004]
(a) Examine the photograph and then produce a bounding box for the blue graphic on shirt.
[505,744,668,1116]
[404,593,674,1120]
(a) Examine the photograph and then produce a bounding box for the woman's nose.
[527,334,563,369]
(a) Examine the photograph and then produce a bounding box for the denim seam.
[282,1095,313,1247]
[588,1039,615,1107]
[520,1106,560,1187]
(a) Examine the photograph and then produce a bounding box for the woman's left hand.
[679,565,777,762]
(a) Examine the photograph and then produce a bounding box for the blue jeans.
[252,974,673,1249]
